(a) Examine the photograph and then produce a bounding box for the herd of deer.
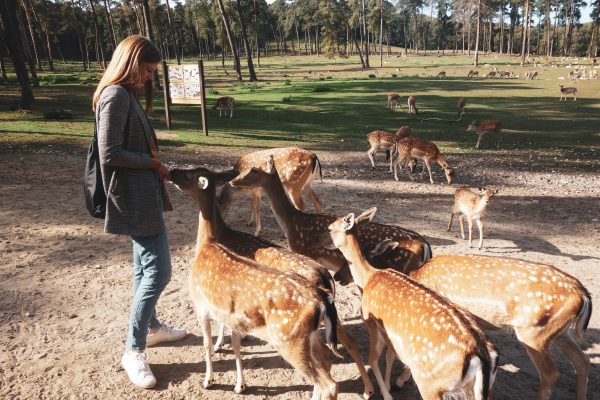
[167,142,591,400]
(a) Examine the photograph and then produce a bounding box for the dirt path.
[1,142,598,399]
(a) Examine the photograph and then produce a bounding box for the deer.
[386,93,402,109]
[366,127,413,172]
[392,137,455,185]
[448,187,498,249]
[218,147,323,236]
[213,96,234,118]
[410,254,592,400]
[457,97,466,118]
[170,166,339,399]
[327,208,498,400]
[468,70,479,78]
[407,95,418,114]
[229,156,432,285]
[485,71,496,79]
[436,71,446,79]
[559,85,577,101]
[466,119,503,149]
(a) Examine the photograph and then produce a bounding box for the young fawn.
[457,97,466,118]
[218,147,323,236]
[466,119,502,149]
[213,96,234,118]
[230,156,432,285]
[170,166,339,399]
[411,254,592,400]
[386,93,402,109]
[407,95,418,114]
[448,187,498,249]
[328,208,498,400]
[366,127,413,171]
[559,85,577,101]
[393,137,455,184]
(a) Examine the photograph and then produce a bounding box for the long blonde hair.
[92,35,161,113]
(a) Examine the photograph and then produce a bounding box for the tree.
[235,0,257,80]
[0,0,35,107]
[474,0,481,65]
[216,0,242,81]
[521,0,530,65]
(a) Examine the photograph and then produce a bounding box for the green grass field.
[1,53,599,170]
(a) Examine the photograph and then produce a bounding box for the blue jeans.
[126,228,172,351]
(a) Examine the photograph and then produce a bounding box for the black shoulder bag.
[84,111,131,219]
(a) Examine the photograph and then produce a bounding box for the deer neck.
[474,196,489,215]
[195,192,218,251]
[262,175,299,233]
[339,234,375,290]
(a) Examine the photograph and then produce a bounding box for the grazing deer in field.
[468,70,479,78]
[328,209,498,400]
[457,97,466,118]
[411,254,592,400]
[213,96,235,118]
[393,137,455,184]
[466,119,503,149]
[448,187,498,249]
[170,166,339,399]
[407,96,418,114]
[559,85,578,101]
[366,127,413,171]
[386,93,402,109]
[230,156,432,285]
[436,71,446,79]
[486,71,496,79]
[218,147,323,236]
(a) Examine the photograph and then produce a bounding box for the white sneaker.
[146,322,187,347]
[121,350,157,389]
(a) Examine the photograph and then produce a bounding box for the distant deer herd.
[168,64,592,400]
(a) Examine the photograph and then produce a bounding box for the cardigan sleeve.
[97,85,153,170]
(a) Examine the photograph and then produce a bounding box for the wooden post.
[198,59,208,136]
[162,60,172,129]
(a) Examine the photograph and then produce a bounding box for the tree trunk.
[520,0,529,66]
[413,4,418,54]
[379,0,383,67]
[0,0,35,107]
[234,0,256,81]
[20,0,42,70]
[102,0,117,50]
[545,0,551,56]
[563,0,575,56]
[500,2,504,54]
[164,0,180,64]
[39,0,55,71]
[16,4,39,87]
[69,0,87,71]
[474,0,481,66]
[216,0,242,81]
[362,0,369,66]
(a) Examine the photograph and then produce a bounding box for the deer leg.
[477,219,484,249]
[518,334,559,400]
[230,107,234,118]
[231,331,247,393]
[467,218,474,247]
[304,185,324,214]
[368,147,377,168]
[424,160,434,184]
[289,189,306,211]
[448,212,455,231]
[395,365,412,388]
[475,134,482,149]
[384,347,395,391]
[366,323,393,400]
[336,323,374,399]
[214,322,226,351]
[459,215,465,240]
[553,331,590,400]
[198,311,215,388]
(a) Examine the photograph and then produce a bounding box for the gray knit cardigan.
[96,85,172,237]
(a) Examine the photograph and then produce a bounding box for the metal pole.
[161,60,172,129]
[198,59,208,136]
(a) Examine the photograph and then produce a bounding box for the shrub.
[312,86,332,93]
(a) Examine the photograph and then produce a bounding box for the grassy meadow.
[1,52,599,171]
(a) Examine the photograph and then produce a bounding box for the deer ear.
[265,155,275,174]
[215,169,240,186]
[341,213,355,231]
[198,176,209,190]
[355,207,377,225]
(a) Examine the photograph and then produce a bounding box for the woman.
[92,35,186,389]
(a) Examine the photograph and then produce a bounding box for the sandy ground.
[0,141,599,400]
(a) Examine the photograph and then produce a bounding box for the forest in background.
[1,0,599,108]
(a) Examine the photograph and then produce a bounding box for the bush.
[312,86,332,93]
[38,75,80,85]
[207,88,219,95]
[282,96,292,103]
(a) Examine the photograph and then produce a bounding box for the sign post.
[162,61,208,135]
